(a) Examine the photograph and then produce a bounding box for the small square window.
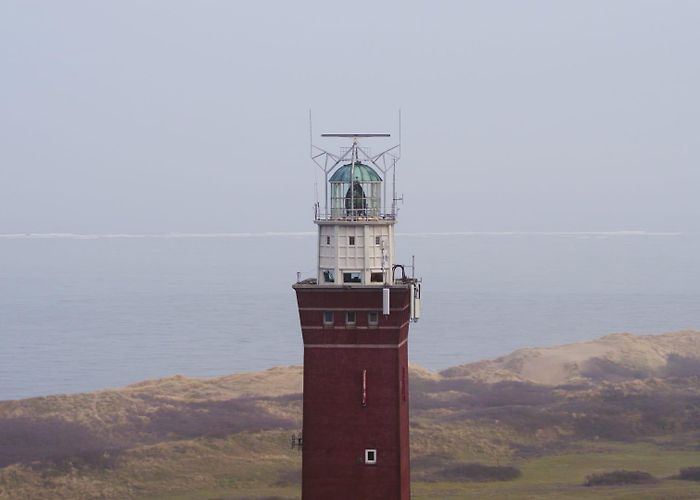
[346,312,356,325]
[323,270,335,283]
[375,236,381,245]
[326,236,331,245]
[323,311,334,326]
[368,312,379,326]
[370,272,384,283]
[365,449,377,465]
[349,236,355,246]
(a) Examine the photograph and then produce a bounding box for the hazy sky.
[1,1,698,234]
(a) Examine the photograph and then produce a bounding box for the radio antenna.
[310,117,402,219]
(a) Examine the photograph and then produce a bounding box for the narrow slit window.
[323,311,334,326]
[368,312,379,326]
[326,236,331,245]
[375,236,381,245]
[361,369,367,406]
[401,366,407,401]
[349,236,355,246]
[346,311,356,325]
[365,449,377,465]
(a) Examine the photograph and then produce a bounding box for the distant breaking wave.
[0,231,684,240]
[0,232,316,239]
[397,231,684,237]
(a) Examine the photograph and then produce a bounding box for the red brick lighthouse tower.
[293,131,421,500]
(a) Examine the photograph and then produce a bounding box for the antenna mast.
[310,115,402,220]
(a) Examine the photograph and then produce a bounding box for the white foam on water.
[396,231,683,237]
[0,232,316,239]
[0,230,683,240]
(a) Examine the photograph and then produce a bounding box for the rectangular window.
[349,236,355,246]
[343,272,362,283]
[370,272,384,283]
[323,311,334,326]
[326,236,331,245]
[368,311,379,326]
[365,449,377,465]
[323,269,335,283]
[375,236,381,245]
[346,311,356,325]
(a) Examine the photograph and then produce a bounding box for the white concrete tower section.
[310,133,401,287]
[316,218,395,286]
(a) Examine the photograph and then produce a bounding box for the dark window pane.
[346,311,356,324]
[323,311,334,325]
[368,312,379,325]
[343,272,362,283]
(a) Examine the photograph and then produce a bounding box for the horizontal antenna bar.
[321,133,391,138]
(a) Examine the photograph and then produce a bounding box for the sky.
[1,1,698,234]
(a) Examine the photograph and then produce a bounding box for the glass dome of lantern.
[329,162,382,219]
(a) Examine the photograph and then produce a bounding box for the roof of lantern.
[329,163,382,183]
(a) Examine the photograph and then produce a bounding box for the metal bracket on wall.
[290,432,303,450]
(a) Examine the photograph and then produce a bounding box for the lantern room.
[329,162,382,219]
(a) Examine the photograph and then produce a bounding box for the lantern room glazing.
[329,162,382,219]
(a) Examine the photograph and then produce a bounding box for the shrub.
[134,397,297,440]
[678,466,700,481]
[665,355,700,378]
[0,416,120,469]
[585,470,657,486]
[581,358,651,382]
[573,414,638,441]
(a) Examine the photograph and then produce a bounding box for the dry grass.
[3,332,700,498]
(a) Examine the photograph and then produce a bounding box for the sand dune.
[3,330,700,499]
[441,330,700,385]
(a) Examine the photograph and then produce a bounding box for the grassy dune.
[2,331,700,499]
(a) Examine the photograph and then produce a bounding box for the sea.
[1,232,699,401]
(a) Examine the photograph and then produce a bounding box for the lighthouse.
[293,131,421,500]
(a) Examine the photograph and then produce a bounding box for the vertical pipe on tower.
[361,369,367,407]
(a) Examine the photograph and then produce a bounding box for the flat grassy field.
[413,442,700,499]
[136,441,700,499]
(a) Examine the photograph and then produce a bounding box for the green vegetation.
[584,470,657,487]
[3,336,700,499]
[678,466,700,481]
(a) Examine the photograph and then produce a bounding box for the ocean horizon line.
[0,230,685,240]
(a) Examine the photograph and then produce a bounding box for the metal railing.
[314,203,396,221]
